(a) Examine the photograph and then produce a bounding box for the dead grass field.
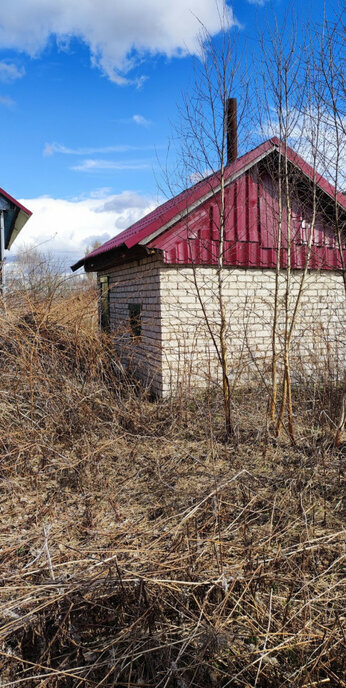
[0,285,344,687]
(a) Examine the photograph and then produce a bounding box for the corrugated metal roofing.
[72,138,346,271]
[150,169,345,270]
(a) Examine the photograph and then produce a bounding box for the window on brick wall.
[99,276,110,331]
[128,303,142,339]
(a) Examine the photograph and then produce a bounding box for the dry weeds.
[0,285,344,687]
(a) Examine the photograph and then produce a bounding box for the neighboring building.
[72,137,345,396]
[0,186,32,289]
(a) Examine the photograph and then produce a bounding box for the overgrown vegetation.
[0,282,344,687]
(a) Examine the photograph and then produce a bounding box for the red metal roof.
[149,168,345,270]
[72,138,345,271]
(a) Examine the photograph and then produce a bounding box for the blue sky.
[0,0,339,266]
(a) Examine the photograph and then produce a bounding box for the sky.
[0,0,340,269]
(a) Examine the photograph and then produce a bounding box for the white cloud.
[133,114,152,127]
[88,187,112,199]
[71,159,151,172]
[0,60,25,81]
[94,190,154,212]
[0,95,15,107]
[43,142,156,156]
[43,142,159,157]
[189,168,213,183]
[0,1,236,84]
[12,191,158,258]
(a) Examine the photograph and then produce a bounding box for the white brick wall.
[99,258,345,397]
[98,255,163,395]
[160,266,345,395]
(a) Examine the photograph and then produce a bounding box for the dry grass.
[0,285,345,687]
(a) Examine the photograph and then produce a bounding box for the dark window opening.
[128,303,141,339]
[100,276,110,331]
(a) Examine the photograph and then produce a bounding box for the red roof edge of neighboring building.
[0,186,32,216]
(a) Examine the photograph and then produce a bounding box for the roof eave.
[6,207,32,250]
[71,243,159,273]
[71,243,127,272]
[71,257,85,272]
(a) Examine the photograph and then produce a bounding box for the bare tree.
[314,3,346,291]
[256,4,345,441]
[311,3,346,445]
[164,10,250,438]
[9,246,67,300]
[256,9,308,438]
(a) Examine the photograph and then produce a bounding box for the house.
[72,137,345,396]
[0,186,32,289]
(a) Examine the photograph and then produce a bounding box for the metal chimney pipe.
[226,97,237,164]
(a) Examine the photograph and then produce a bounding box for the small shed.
[72,138,346,396]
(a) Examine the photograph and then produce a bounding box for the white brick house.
[72,138,346,396]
